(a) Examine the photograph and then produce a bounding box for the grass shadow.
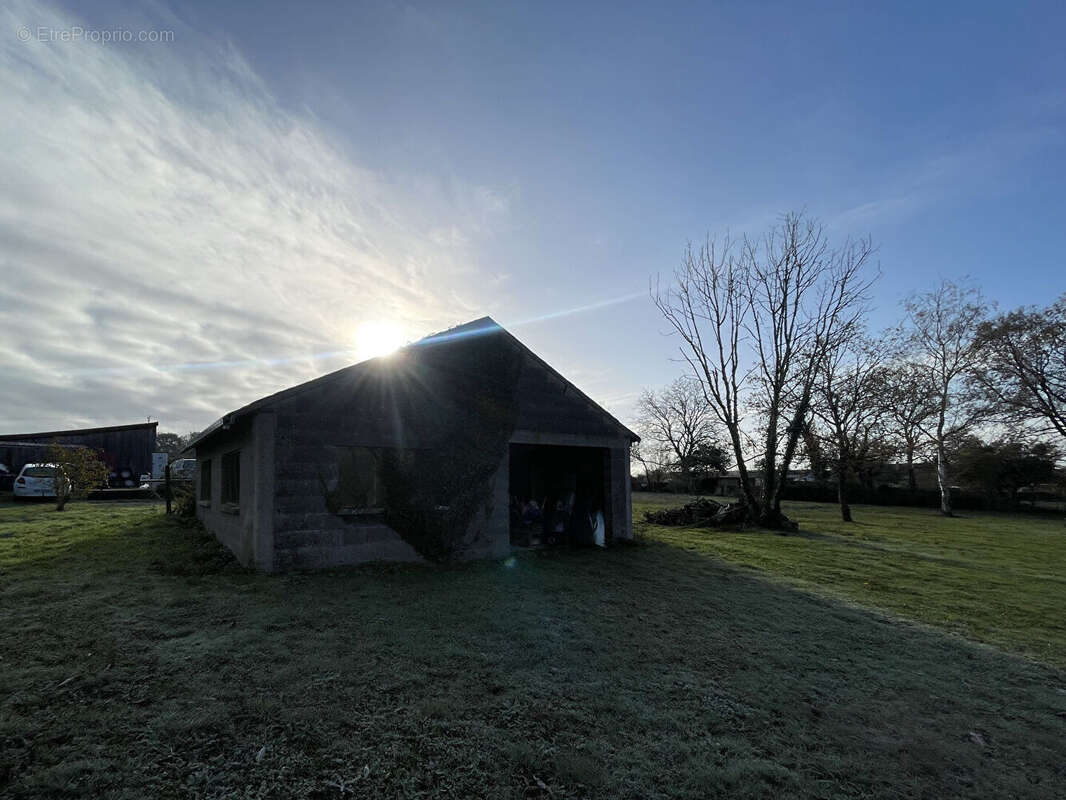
[3,503,1066,798]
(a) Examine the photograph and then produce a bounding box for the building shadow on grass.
[4,507,1066,798]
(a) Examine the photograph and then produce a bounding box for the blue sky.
[1,0,1063,434]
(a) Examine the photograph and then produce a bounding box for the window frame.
[327,445,389,517]
[220,450,241,509]
[199,458,212,503]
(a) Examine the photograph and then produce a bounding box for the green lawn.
[2,499,1065,799]
[635,493,1066,667]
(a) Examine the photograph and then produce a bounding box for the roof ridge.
[185,315,638,452]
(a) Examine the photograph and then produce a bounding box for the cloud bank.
[0,0,510,434]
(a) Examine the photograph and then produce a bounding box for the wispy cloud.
[0,0,511,433]
[831,113,1063,230]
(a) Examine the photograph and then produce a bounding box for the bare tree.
[812,334,888,521]
[654,212,876,528]
[899,281,990,516]
[877,360,938,490]
[637,378,727,492]
[973,295,1066,443]
[630,439,671,491]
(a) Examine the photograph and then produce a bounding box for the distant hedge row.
[636,480,1064,514]
[779,483,1064,513]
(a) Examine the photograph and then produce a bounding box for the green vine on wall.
[379,335,522,562]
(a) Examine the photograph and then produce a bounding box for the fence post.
[165,463,171,515]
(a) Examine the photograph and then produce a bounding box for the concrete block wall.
[268,401,516,568]
[270,434,510,568]
[451,451,511,561]
[270,405,479,569]
[194,413,274,570]
[196,389,634,570]
[609,442,633,541]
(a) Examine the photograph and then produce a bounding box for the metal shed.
[0,422,158,486]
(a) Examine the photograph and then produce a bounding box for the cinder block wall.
[453,451,511,560]
[198,413,631,570]
[611,443,634,541]
[194,414,274,570]
[195,338,635,570]
[270,412,422,570]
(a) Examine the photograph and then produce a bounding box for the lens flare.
[354,320,406,360]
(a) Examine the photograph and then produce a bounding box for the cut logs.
[643,498,797,530]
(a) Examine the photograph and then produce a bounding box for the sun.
[354,320,406,361]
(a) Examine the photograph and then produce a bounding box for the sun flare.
[354,320,406,361]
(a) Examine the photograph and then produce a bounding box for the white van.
[13,464,71,499]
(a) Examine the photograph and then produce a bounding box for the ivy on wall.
[321,446,383,514]
[378,335,522,562]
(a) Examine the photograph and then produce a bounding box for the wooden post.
[165,463,171,515]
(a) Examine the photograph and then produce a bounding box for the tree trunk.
[54,471,68,511]
[936,446,953,516]
[906,448,917,492]
[760,403,781,522]
[768,396,811,522]
[759,472,776,525]
[837,467,852,522]
[756,504,789,529]
[724,423,760,517]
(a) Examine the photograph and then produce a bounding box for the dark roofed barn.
[0,422,157,486]
[187,318,638,571]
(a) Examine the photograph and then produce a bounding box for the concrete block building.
[187,318,637,570]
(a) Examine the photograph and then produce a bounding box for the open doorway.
[509,443,611,548]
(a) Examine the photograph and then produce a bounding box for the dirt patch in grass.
[1,501,1064,798]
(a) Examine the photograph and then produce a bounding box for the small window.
[200,459,212,501]
[221,450,240,506]
[327,446,386,513]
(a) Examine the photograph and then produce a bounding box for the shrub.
[170,481,197,517]
[43,441,109,511]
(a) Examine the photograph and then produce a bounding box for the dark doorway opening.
[509,443,611,548]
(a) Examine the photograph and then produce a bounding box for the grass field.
[635,493,1066,667]
[2,498,1065,798]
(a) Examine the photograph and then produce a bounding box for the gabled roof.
[185,317,637,452]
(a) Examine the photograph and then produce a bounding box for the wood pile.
[643,498,796,530]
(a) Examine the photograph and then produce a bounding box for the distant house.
[713,470,763,497]
[712,469,818,494]
[186,318,639,571]
[869,461,941,491]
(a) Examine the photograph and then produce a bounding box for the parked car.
[0,462,13,492]
[169,458,196,480]
[13,463,71,499]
